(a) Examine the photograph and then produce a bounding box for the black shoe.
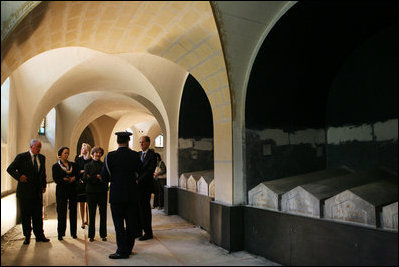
[102,237,107,241]
[23,237,30,245]
[139,235,153,241]
[36,236,50,242]
[72,235,77,239]
[109,253,129,259]
[58,235,63,241]
[89,238,94,242]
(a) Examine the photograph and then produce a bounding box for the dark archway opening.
[178,74,214,174]
[245,2,398,191]
[76,126,95,157]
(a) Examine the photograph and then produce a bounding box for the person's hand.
[80,170,84,174]
[20,175,28,183]
[70,176,76,183]
[154,172,159,178]
[96,174,101,180]
[63,177,70,182]
[42,187,46,194]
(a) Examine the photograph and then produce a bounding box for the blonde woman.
[74,143,91,229]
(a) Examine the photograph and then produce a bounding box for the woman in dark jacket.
[52,146,79,240]
[75,143,92,228]
[83,146,108,242]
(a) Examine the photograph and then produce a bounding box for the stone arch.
[2,1,235,203]
[244,2,399,193]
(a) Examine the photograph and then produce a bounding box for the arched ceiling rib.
[1,1,216,85]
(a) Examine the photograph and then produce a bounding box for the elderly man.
[7,139,50,244]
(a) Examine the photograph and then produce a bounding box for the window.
[155,134,164,148]
[38,118,46,135]
[126,128,134,149]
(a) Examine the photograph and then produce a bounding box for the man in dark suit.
[137,135,157,241]
[7,139,50,244]
[101,131,141,259]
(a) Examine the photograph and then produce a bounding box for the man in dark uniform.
[101,131,141,259]
[137,136,157,241]
[7,139,50,244]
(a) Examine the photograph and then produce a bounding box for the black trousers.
[138,188,153,236]
[18,196,44,238]
[56,191,77,237]
[87,191,107,239]
[153,178,166,208]
[110,203,136,256]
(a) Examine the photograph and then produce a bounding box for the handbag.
[155,166,162,174]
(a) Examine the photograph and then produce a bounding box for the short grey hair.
[30,139,41,147]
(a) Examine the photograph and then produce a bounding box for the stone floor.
[1,201,281,266]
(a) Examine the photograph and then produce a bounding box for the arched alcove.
[245,2,398,193]
[178,74,214,174]
[76,126,95,157]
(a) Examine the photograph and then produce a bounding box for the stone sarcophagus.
[382,202,398,231]
[324,179,398,227]
[209,180,215,198]
[197,171,214,196]
[187,175,200,192]
[197,177,208,195]
[248,167,352,210]
[280,168,391,218]
[179,174,187,189]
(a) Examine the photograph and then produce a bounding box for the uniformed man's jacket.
[101,147,140,203]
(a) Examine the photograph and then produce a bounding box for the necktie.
[33,155,39,172]
[141,152,146,162]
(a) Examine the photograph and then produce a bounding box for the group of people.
[52,144,108,242]
[7,132,166,259]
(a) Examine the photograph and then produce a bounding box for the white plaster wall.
[89,115,117,157]
[1,193,17,236]
[248,128,326,148]
[327,124,373,144]
[374,119,398,141]
[1,77,10,142]
[118,53,187,187]
[327,120,398,144]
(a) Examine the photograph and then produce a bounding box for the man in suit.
[101,131,141,259]
[137,135,157,241]
[7,139,50,244]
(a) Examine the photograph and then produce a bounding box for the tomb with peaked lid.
[324,177,398,227]
[179,173,187,189]
[197,170,214,196]
[209,180,215,198]
[248,166,352,210]
[187,174,199,192]
[180,170,213,194]
[382,201,398,231]
[186,171,209,193]
[280,168,393,218]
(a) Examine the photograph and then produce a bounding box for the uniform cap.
[115,131,132,143]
